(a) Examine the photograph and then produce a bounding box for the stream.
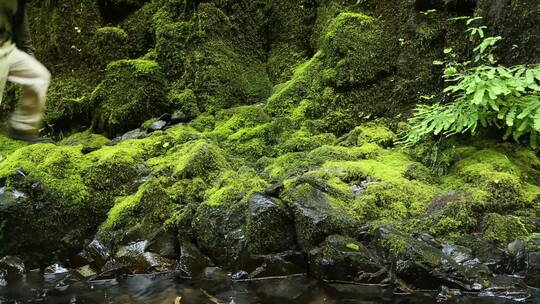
[1,272,538,304]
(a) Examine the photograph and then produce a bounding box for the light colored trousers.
[0,42,51,132]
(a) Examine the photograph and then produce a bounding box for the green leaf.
[346,243,360,251]
[472,88,486,104]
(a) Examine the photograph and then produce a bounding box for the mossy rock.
[91,59,169,136]
[482,213,529,245]
[266,12,397,134]
[59,131,111,151]
[283,181,360,251]
[90,27,129,67]
[44,77,94,131]
[246,194,296,254]
[192,169,268,268]
[147,140,229,182]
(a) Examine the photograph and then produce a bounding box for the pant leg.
[7,48,51,132]
[0,47,12,107]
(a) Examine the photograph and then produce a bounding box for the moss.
[0,135,27,161]
[99,177,181,244]
[277,128,337,154]
[204,168,267,206]
[266,12,397,135]
[59,131,110,150]
[27,0,102,73]
[341,123,397,148]
[482,213,529,245]
[414,190,488,240]
[91,59,169,136]
[147,140,229,182]
[44,77,94,131]
[453,149,530,212]
[281,181,360,251]
[140,117,160,131]
[153,1,271,113]
[90,27,129,67]
[167,89,201,121]
[83,149,143,196]
[0,144,91,205]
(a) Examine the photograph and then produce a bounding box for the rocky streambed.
[1,217,539,302]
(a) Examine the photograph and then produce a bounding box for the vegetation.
[404,18,540,147]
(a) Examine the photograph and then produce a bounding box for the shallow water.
[0,273,538,304]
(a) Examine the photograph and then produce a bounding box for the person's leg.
[7,48,51,140]
[0,45,13,108]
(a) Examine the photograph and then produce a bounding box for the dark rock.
[177,241,214,279]
[159,113,172,122]
[264,182,284,197]
[65,239,111,269]
[96,259,131,279]
[232,270,249,280]
[436,286,462,302]
[115,241,174,274]
[201,266,229,281]
[44,263,69,274]
[146,229,179,259]
[246,194,295,254]
[170,111,192,124]
[148,120,167,132]
[527,236,540,287]
[506,240,527,275]
[0,256,25,285]
[309,235,384,283]
[288,184,359,251]
[108,128,148,146]
[375,227,493,291]
[192,202,249,269]
[74,265,97,280]
[249,251,307,279]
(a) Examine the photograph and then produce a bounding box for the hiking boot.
[7,126,38,142]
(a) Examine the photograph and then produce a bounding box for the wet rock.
[436,286,462,302]
[74,265,97,280]
[116,241,174,274]
[159,113,172,122]
[0,256,25,285]
[170,111,188,124]
[177,241,214,279]
[146,229,179,259]
[108,128,148,145]
[309,235,384,283]
[506,240,527,275]
[288,184,359,251]
[44,263,69,274]
[264,182,284,197]
[527,236,540,287]
[249,251,307,279]
[65,239,111,269]
[442,244,473,264]
[148,120,167,132]
[477,275,530,302]
[232,270,249,280]
[246,194,295,254]
[95,259,131,279]
[192,202,249,269]
[375,228,491,290]
[201,267,229,281]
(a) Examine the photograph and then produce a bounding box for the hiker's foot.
[7,127,51,144]
[7,126,37,142]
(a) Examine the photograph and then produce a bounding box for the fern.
[403,18,540,148]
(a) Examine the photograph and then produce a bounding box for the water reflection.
[0,273,534,304]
